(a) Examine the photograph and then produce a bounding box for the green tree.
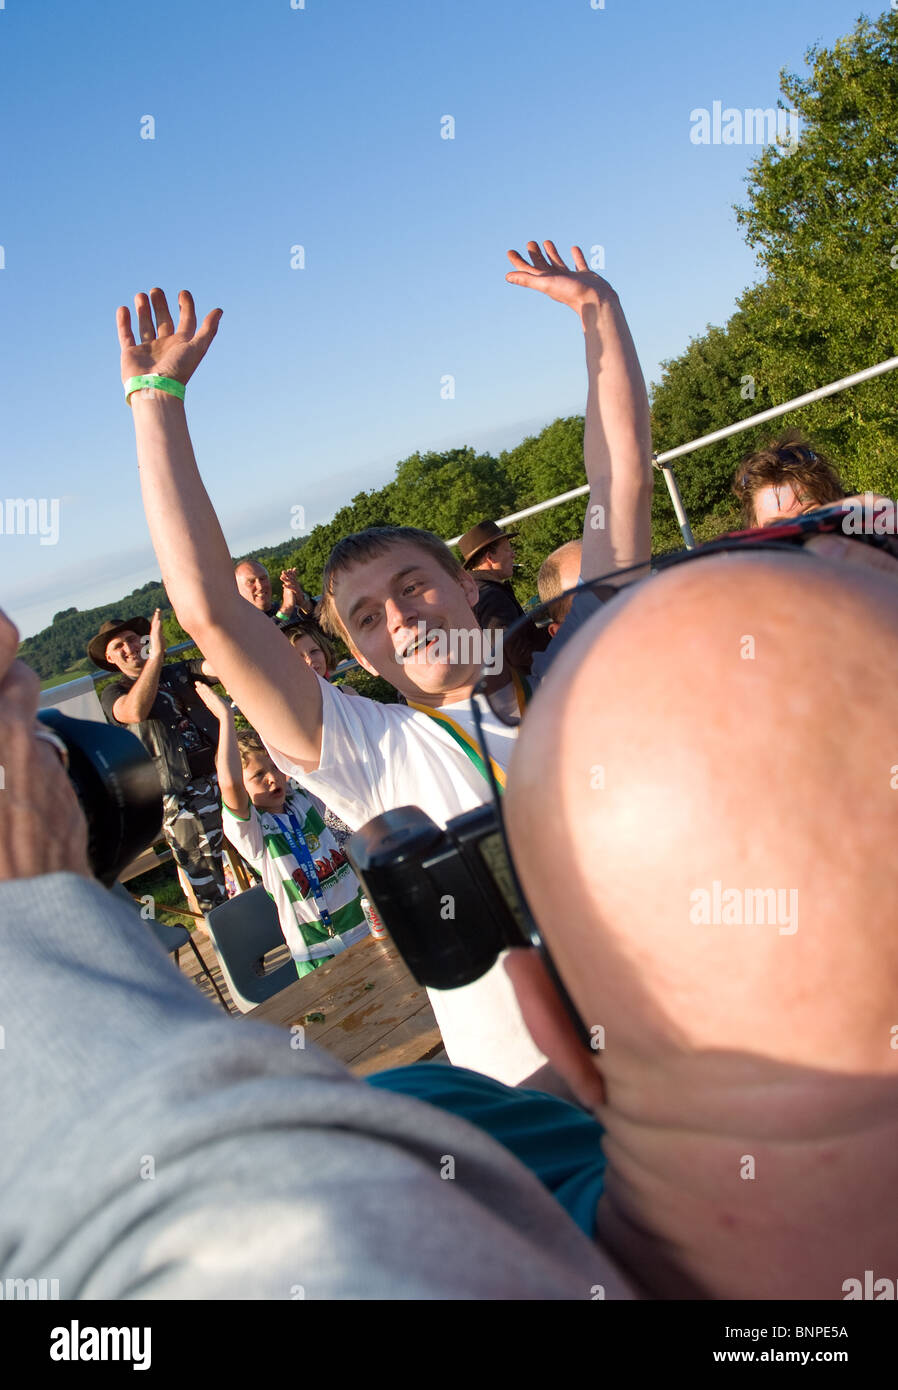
[649,312,774,548]
[499,417,588,593]
[649,11,898,549]
[734,10,898,495]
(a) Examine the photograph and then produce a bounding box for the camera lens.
[36,710,163,886]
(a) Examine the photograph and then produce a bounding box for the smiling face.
[235,561,272,611]
[333,542,482,702]
[241,749,287,812]
[105,628,146,677]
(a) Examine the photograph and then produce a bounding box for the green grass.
[40,667,95,692]
[127,858,198,931]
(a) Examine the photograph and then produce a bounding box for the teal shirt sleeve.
[367,1063,606,1238]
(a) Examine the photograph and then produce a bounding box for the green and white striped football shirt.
[222,785,368,977]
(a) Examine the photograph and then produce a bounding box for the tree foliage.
[651,9,898,544]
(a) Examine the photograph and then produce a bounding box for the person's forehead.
[756,481,806,511]
[244,749,276,770]
[335,545,447,612]
[107,629,138,650]
[237,562,267,579]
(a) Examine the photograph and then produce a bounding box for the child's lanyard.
[406,671,531,795]
[271,806,336,937]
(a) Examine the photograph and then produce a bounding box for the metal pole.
[654,355,898,466]
[447,354,898,553]
[657,464,696,549]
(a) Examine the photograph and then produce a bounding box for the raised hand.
[280,569,303,603]
[193,681,233,722]
[505,241,616,315]
[116,289,222,391]
[148,608,166,660]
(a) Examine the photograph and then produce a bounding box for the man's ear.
[459,568,480,608]
[503,948,605,1111]
[548,621,560,639]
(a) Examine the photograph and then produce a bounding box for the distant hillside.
[20,536,308,681]
[18,418,589,683]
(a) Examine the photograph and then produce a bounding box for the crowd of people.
[2,239,896,1301]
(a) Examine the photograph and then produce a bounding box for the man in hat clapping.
[457,520,550,677]
[88,609,228,914]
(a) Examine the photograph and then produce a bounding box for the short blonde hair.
[537,539,582,626]
[235,729,268,769]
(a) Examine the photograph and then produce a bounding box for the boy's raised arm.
[505,241,653,584]
[117,289,323,770]
[193,683,249,818]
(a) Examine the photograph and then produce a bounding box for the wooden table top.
[241,933,444,1076]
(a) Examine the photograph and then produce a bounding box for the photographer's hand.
[0,610,90,881]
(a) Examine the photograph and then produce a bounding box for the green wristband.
[124,374,186,404]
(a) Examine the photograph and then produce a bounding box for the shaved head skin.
[505,550,898,1299]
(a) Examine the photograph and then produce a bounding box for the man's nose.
[385,595,418,631]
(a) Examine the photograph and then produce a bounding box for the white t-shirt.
[264,676,546,1085]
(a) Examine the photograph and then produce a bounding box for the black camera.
[37,709,163,887]
[345,804,533,989]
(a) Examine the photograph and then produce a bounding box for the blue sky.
[0,0,873,639]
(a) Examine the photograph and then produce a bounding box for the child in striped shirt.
[194,683,369,976]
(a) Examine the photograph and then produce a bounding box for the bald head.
[235,560,272,611]
[507,551,898,1083]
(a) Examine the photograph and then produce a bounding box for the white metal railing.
[43,353,898,702]
[447,354,898,552]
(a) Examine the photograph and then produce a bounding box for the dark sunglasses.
[467,501,898,1050]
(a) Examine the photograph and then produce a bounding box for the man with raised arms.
[116,242,652,1084]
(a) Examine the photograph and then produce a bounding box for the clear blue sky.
[0,0,871,638]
